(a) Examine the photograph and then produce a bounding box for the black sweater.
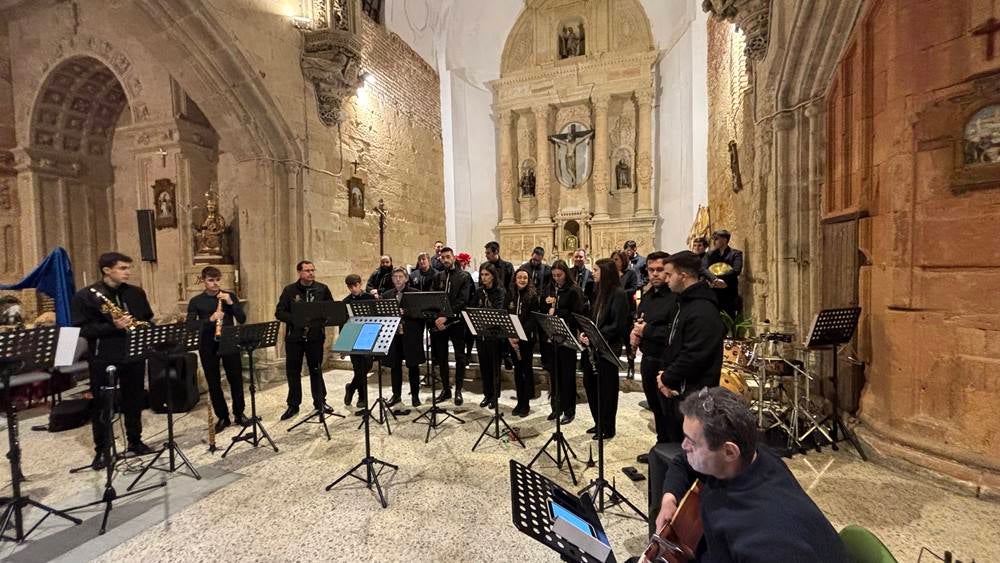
[540,281,586,335]
[636,284,679,358]
[593,287,630,352]
[408,266,436,291]
[659,281,725,394]
[506,288,540,340]
[71,281,155,361]
[186,290,246,345]
[663,448,849,563]
[431,266,472,317]
[274,281,334,342]
[366,267,394,295]
[485,258,515,291]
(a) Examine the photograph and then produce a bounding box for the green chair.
[839,525,897,563]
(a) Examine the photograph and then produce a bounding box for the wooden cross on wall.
[974,17,1000,60]
[155,147,168,167]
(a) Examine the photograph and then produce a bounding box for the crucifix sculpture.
[974,17,1000,60]
[548,123,594,188]
[373,198,387,256]
[155,147,168,167]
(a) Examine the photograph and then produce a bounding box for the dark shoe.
[387,395,401,407]
[454,390,464,406]
[280,406,299,421]
[559,414,575,425]
[356,395,367,408]
[344,383,355,407]
[435,389,452,403]
[234,413,250,426]
[322,405,336,415]
[127,441,155,456]
[637,453,649,464]
[214,417,231,433]
[503,358,513,370]
[91,451,110,471]
[603,432,615,440]
[547,412,559,421]
[411,395,422,408]
[487,400,497,410]
[585,426,597,434]
[479,398,490,408]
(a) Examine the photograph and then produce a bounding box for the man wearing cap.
[705,230,744,319]
[623,240,648,287]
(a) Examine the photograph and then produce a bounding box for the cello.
[640,480,704,562]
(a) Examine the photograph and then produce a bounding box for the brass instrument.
[89,287,150,330]
[207,403,217,453]
[214,293,225,340]
[707,262,734,276]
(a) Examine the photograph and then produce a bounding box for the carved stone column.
[592,94,611,219]
[635,91,654,214]
[533,103,553,224]
[498,109,516,225]
[773,112,796,328]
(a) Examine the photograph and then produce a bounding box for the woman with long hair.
[475,262,505,409]
[611,249,639,301]
[540,259,585,423]
[506,267,540,416]
[579,258,629,439]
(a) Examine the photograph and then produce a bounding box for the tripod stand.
[127,323,201,491]
[344,298,404,434]
[286,300,349,440]
[222,322,280,457]
[405,292,464,443]
[528,313,580,485]
[1,327,81,542]
[574,314,645,519]
[357,359,396,434]
[464,309,525,451]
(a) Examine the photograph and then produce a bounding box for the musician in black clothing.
[624,239,648,287]
[430,247,472,405]
[430,240,446,271]
[705,229,744,319]
[521,246,551,291]
[382,268,425,407]
[483,241,515,291]
[71,252,155,470]
[274,260,335,421]
[473,262,506,409]
[343,274,374,409]
[578,258,629,439]
[612,250,640,302]
[186,266,247,432]
[630,251,678,443]
[409,252,436,291]
[541,260,585,424]
[569,248,595,311]
[366,255,394,298]
[506,268,539,416]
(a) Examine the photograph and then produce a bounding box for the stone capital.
[498,109,515,126]
[702,0,772,61]
[635,90,654,108]
[531,103,552,118]
[592,94,611,112]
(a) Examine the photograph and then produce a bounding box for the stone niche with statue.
[491,0,658,263]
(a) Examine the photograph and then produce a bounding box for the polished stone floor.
[2,369,998,562]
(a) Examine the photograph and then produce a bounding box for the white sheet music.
[55,327,81,367]
[462,311,476,336]
[509,314,528,341]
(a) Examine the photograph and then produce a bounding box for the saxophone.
[207,403,217,453]
[214,293,225,341]
[89,287,150,330]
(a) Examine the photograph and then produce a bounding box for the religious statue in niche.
[728,140,744,192]
[549,122,594,188]
[564,233,579,252]
[193,184,231,263]
[558,22,586,59]
[348,176,365,219]
[519,162,536,197]
[152,178,177,229]
[615,157,632,191]
[963,105,1000,165]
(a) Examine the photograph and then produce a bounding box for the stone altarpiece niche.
[492,0,658,263]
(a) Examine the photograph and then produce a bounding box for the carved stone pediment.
[702,0,772,61]
[299,1,365,126]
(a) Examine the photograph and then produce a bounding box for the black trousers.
[581,352,620,435]
[348,355,372,401]
[387,355,420,398]
[546,345,577,417]
[199,344,244,420]
[431,323,466,391]
[285,338,326,410]
[512,339,535,408]
[478,338,500,400]
[640,354,680,443]
[89,359,145,452]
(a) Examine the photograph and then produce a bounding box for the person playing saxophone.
[71,252,156,471]
[187,266,247,432]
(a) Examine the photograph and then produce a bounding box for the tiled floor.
[1,369,997,562]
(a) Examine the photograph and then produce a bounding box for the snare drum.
[719,366,750,398]
[723,339,752,368]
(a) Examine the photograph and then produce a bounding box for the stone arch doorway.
[21,55,134,288]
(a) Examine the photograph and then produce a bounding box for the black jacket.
[431,256,446,271]
[620,267,640,298]
[593,287,630,353]
[540,281,586,335]
[506,288,540,340]
[658,281,725,393]
[663,448,849,563]
[570,266,595,311]
[382,286,426,365]
[474,283,506,310]
[630,254,648,286]
[705,247,743,290]
[521,260,551,293]
[186,290,246,346]
[274,281,334,342]
[366,267,394,296]
[408,266,436,291]
[431,266,472,318]
[486,258,515,291]
[635,284,679,358]
[71,281,155,361]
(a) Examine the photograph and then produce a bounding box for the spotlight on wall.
[291,16,313,30]
[357,72,374,96]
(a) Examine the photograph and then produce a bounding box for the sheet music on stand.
[805,307,861,348]
[219,321,281,356]
[532,313,583,352]
[462,309,527,341]
[0,326,61,370]
[291,300,349,329]
[126,322,189,359]
[331,316,400,357]
[182,320,203,352]
[347,299,402,318]
[573,314,623,370]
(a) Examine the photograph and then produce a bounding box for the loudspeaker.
[148,352,199,413]
[137,209,157,262]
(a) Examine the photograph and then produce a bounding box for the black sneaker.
[344,383,355,407]
[435,389,452,403]
[127,441,155,456]
[91,451,110,471]
[454,390,464,406]
[280,406,299,421]
[387,395,401,407]
[214,417,231,433]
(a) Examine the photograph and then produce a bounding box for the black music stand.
[464,308,526,451]
[405,291,465,443]
[805,307,866,461]
[0,327,82,542]
[286,301,348,440]
[221,321,280,458]
[126,322,202,491]
[510,460,615,563]
[573,314,645,520]
[347,298,402,433]
[529,312,582,485]
[326,316,400,508]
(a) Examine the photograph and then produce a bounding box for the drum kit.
[719,324,833,454]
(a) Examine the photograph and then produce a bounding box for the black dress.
[539,281,585,418]
[506,288,540,410]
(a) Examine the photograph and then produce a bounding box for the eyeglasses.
[698,387,715,414]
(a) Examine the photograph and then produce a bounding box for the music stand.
[463,308,527,451]
[221,321,281,458]
[126,322,202,491]
[510,460,615,563]
[529,312,582,485]
[346,298,402,432]
[326,316,400,508]
[286,301,348,440]
[572,314,645,520]
[0,327,82,542]
[404,291,465,443]
[805,307,866,461]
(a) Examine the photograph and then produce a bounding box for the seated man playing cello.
[645,387,847,563]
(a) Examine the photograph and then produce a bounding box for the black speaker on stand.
[137,209,157,262]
